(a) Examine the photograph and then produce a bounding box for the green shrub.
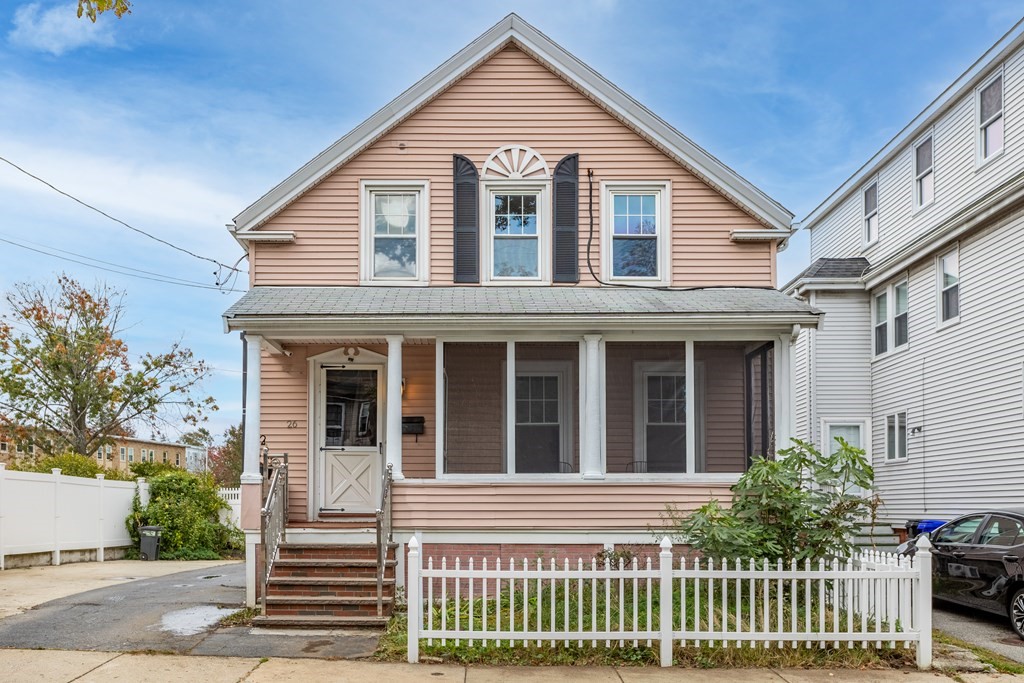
[9,452,133,480]
[128,460,181,479]
[126,470,241,559]
[664,438,877,563]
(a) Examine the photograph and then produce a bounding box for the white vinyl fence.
[218,487,241,527]
[0,463,149,570]
[406,536,934,669]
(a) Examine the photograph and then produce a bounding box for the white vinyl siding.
[809,47,1024,266]
[871,213,1024,521]
[793,326,812,442]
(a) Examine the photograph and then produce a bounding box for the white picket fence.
[0,463,149,570]
[218,487,241,527]
[406,536,934,669]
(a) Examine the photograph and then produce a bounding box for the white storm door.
[318,366,382,515]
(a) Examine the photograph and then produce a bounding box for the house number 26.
[286,420,298,429]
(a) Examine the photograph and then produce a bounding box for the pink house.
[224,15,819,626]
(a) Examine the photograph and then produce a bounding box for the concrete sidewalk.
[0,559,240,619]
[3,649,1021,683]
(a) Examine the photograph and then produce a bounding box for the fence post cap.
[95,474,105,480]
[659,536,672,550]
[51,468,61,475]
[408,537,419,550]
[916,534,932,553]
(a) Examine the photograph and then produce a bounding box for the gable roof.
[801,16,1024,231]
[231,13,793,235]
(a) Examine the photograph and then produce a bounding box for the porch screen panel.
[695,342,751,473]
[604,342,686,474]
[443,343,505,473]
[744,342,775,467]
[515,343,579,473]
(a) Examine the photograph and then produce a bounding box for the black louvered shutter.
[453,154,480,283]
[552,153,580,283]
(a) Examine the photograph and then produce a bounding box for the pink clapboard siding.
[392,481,732,530]
[251,46,774,287]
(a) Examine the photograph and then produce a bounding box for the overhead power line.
[0,154,245,286]
[0,235,246,293]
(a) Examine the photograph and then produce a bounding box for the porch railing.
[260,452,288,615]
[376,462,394,617]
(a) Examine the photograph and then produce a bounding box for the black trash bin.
[139,526,162,561]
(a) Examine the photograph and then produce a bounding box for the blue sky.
[1,1,1021,441]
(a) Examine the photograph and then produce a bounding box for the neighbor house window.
[488,191,545,279]
[105,445,112,459]
[128,447,134,462]
[603,183,669,283]
[863,181,878,245]
[361,181,428,283]
[176,453,181,466]
[886,412,908,460]
[978,73,1004,161]
[120,447,126,461]
[162,451,168,463]
[874,291,888,355]
[96,447,102,460]
[914,135,934,208]
[1,441,8,452]
[940,247,960,322]
[894,280,909,347]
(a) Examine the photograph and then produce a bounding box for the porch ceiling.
[224,286,820,336]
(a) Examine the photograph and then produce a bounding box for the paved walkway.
[0,559,240,619]
[935,602,1024,665]
[5,649,1022,683]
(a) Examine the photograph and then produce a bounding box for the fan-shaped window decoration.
[482,145,550,180]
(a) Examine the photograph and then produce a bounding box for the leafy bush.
[9,452,133,480]
[126,470,241,560]
[128,460,181,479]
[664,438,876,563]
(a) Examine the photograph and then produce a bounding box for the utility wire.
[0,236,246,293]
[0,154,245,282]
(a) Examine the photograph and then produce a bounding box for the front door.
[317,367,382,515]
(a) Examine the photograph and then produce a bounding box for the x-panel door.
[318,366,382,515]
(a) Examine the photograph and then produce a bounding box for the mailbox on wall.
[402,416,426,435]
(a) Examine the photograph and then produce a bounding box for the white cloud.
[8,2,116,56]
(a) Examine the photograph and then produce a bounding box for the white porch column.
[241,334,263,485]
[774,334,793,453]
[582,334,604,479]
[386,335,404,479]
[685,340,696,474]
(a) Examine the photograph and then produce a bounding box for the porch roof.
[224,286,820,334]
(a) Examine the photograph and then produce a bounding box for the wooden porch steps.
[261,542,397,627]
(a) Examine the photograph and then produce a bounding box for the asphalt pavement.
[0,563,379,658]
[934,600,1024,664]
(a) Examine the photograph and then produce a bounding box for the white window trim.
[500,359,574,474]
[481,180,551,285]
[912,131,935,212]
[631,360,704,474]
[936,245,961,328]
[862,178,879,249]
[600,181,672,285]
[820,417,872,460]
[119,447,126,461]
[872,277,909,359]
[359,180,430,286]
[885,411,908,461]
[976,67,1005,168]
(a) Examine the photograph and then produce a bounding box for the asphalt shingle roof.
[798,257,870,280]
[224,286,818,319]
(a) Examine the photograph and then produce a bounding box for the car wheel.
[1011,587,1024,641]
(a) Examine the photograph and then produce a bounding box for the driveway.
[934,600,1024,664]
[0,563,379,658]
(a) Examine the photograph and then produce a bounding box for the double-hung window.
[603,182,669,283]
[873,291,888,356]
[893,280,909,347]
[914,136,934,208]
[886,412,907,460]
[491,192,541,279]
[939,247,960,323]
[361,181,428,284]
[863,181,878,246]
[128,447,134,463]
[120,447,126,461]
[978,72,1004,162]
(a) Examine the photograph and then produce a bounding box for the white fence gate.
[0,464,149,570]
[406,536,934,669]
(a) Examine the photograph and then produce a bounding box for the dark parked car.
[899,509,1024,640]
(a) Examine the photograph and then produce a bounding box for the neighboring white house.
[184,445,208,474]
[787,17,1024,535]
